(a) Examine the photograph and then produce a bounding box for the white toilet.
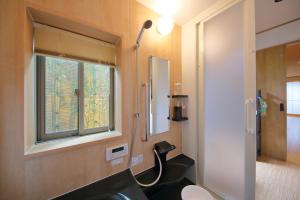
[181,185,214,200]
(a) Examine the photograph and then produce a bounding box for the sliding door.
[198,0,256,199]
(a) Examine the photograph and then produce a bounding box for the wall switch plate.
[131,154,143,166]
[138,154,144,163]
[280,103,284,111]
[111,157,124,166]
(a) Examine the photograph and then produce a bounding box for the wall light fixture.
[157,15,174,36]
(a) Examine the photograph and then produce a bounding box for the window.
[287,81,300,115]
[37,55,114,141]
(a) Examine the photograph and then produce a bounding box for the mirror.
[148,56,170,135]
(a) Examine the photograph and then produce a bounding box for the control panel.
[106,144,128,161]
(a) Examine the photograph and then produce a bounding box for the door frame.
[195,0,256,199]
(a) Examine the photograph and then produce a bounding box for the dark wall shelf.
[169,95,188,98]
[172,117,188,121]
[169,95,188,121]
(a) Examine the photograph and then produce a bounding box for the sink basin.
[53,169,147,200]
[87,193,131,200]
[136,154,195,197]
[164,163,187,180]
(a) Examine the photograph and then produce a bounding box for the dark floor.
[146,178,194,200]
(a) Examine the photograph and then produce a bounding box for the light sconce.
[154,0,179,35]
[157,15,174,36]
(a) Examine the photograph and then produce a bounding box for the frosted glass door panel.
[203,2,245,199]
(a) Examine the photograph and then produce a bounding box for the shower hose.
[128,45,162,188]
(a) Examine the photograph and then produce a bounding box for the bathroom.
[0,0,299,200]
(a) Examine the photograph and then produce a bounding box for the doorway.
[286,42,300,165]
[256,40,300,200]
[195,0,256,199]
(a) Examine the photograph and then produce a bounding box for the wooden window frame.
[36,55,115,142]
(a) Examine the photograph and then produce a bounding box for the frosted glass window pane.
[287,82,300,114]
[84,63,110,129]
[45,57,78,134]
[203,2,245,199]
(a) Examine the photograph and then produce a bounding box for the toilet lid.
[181,185,214,200]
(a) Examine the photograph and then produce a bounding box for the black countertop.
[53,169,148,200]
[135,154,194,195]
[52,154,194,200]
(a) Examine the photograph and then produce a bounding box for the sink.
[87,193,131,200]
[53,169,148,200]
[136,154,195,197]
[164,162,188,180]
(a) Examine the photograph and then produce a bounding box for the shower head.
[144,20,152,29]
[136,20,152,48]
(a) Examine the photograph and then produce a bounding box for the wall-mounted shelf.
[168,95,188,98]
[169,94,188,122]
[172,95,188,98]
[172,117,188,121]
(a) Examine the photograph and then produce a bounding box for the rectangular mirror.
[148,56,170,135]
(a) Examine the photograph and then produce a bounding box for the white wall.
[255,0,300,33]
[181,18,199,183]
[256,19,300,50]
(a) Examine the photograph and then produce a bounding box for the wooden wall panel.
[286,41,300,78]
[128,1,182,174]
[0,0,25,199]
[256,45,287,160]
[0,0,182,199]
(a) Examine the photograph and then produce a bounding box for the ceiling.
[286,42,300,78]
[136,0,219,25]
[137,0,300,30]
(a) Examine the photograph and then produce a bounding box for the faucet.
[154,141,176,172]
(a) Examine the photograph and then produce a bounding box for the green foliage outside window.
[44,56,111,135]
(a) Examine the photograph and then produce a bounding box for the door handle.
[245,98,255,135]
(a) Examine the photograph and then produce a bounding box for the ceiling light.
[157,15,174,35]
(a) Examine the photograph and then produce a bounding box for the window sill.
[24,130,122,159]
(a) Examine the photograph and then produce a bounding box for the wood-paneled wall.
[256,45,287,160]
[0,0,182,199]
[0,1,25,199]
